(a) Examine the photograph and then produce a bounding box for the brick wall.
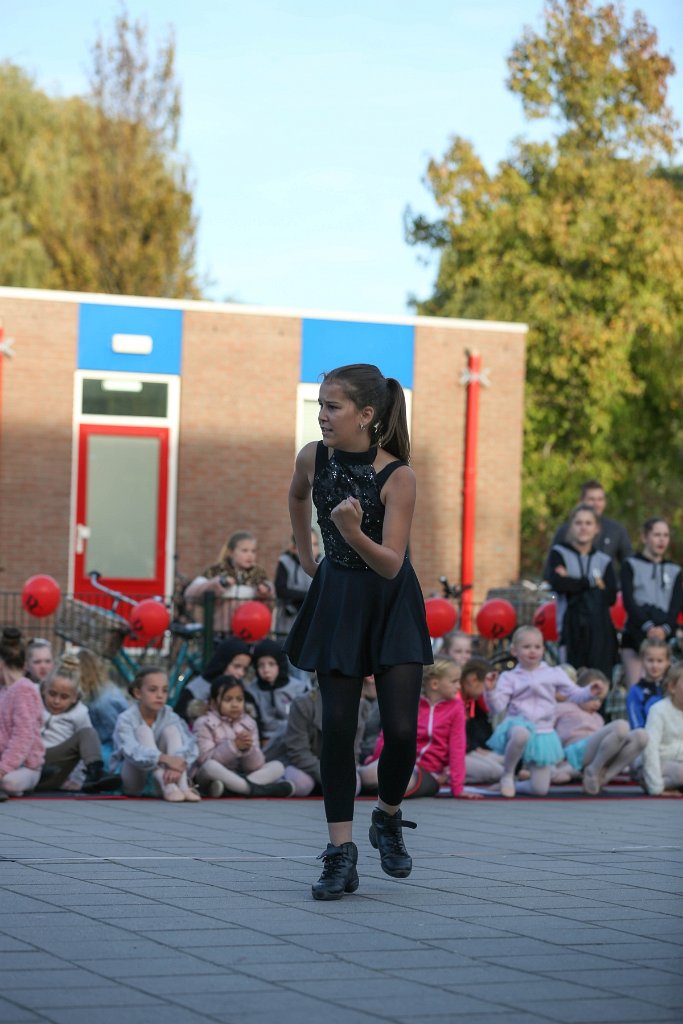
[0,292,526,608]
[0,298,76,590]
[412,322,526,604]
[176,310,302,585]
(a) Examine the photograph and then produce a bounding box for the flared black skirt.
[284,557,433,677]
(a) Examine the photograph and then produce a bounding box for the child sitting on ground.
[175,636,252,721]
[362,658,479,799]
[76,648,129,754]
[192,675,294,797]
[442,630,473,667]
[555,668,648,795]
[626,638,670,729]
[459,658,504,787]
[642,663,683,797]
[246,638,311,758]
[284,680,371,796]
[37,655,120,793]
[487,625,603,797]
[111,667,200,802]
[0,628,44,798]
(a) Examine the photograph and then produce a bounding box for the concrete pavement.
[0,795,681,1023]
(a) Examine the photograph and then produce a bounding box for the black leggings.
[317,664,423,823]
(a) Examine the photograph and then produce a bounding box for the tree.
[407,0,683,571]
[0,7,202,298]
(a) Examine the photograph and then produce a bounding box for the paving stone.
[0,798,679,1024]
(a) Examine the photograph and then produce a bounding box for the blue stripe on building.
[301,319,414,387]
[78,304,183,375]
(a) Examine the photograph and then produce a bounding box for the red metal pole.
[460,350,481,633]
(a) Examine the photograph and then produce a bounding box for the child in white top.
[37,655,119,793]
[192,676,294,797]
[487,626,602,797]
[111,667,200,802]
[555,668,648,795]
[642,663,683,797]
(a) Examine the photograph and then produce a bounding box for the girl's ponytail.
[380,377,410,464]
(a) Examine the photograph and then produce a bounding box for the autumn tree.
[0,7,201,298]
[407,0,683,571]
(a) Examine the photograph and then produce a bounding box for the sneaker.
[208,780,225,798]
[81,761,121,794]
[368,807,417,878]
[248,779,296,798]
[311,842,359,901]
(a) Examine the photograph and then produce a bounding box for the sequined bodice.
[313,443,403,570]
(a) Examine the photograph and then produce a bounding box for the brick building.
[0,287,526,610]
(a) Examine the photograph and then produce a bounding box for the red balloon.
[610,591,626,631]
[476,599,517,640]
[130,600,170,639]
[232,601,272,642]
[424,597,457,638]
[21,575,61,618]
[533,601,558,642]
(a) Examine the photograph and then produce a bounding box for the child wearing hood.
[246,639,311,758]
[175,637,252,721]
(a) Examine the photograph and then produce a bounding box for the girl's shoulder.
[9,677,42,704]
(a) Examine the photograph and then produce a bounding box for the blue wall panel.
[301,319,414,387]
[78,304,183,374]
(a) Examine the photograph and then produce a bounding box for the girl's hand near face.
[235,730,253,751]
[331,496,363,536]
[588,681,606,697]
[484,672,498,691]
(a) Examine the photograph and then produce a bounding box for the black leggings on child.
[317,664,422,823]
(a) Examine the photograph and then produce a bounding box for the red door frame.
[74,423,169,603]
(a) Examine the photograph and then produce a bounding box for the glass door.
[73,424,169,601]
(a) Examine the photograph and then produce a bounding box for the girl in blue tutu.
[487,625,603,797]
[285,364,433,900]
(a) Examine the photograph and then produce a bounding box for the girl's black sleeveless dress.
[284,442,433,677]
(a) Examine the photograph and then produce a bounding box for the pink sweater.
[554,702,605,745]
[488,662,594,734]
[193,708,265,773]
[0,677,45,774]
[373,693,466,796]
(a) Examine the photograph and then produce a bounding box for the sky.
[2,0,682,317]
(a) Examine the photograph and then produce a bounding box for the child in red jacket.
[364,658,480,799]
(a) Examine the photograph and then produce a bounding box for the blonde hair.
[664,663,683,694]
[44,654,82,698]
[423,657,460,691]
[218,530,256,563]
[639,637,671,659]
[511,625,543,647]
[75,648,109,701]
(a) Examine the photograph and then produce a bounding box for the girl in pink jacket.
[0,628,45,797]
[366,658,477,799]
[192,676,294,798]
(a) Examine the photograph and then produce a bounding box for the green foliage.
[0,8,201,298]
[407,0,683,572]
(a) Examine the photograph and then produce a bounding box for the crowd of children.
[1,508,681,804]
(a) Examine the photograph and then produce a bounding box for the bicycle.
[55,572,205,706]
